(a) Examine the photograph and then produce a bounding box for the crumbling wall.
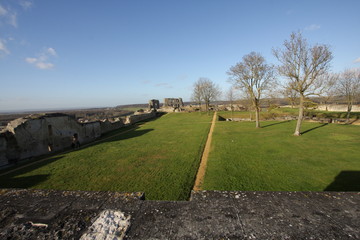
[163,98,184,108]
[149,99,160,110]
[125,111,156,125]
[99,119,125,135]
[0,114,103,166]
[0,111,158,167]
[80,121,102,143]
[5,115,98,160]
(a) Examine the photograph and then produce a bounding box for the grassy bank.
[203,120,360,191]
[0,113,212,200]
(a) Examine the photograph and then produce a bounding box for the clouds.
[0,1,33,28]
[19,0,33,10]
[305,24,321,31]
[0,3,17,27]
[354,57,360,63]
[0,38,10,55]
[0,1,32,57]
[25,47,57,70]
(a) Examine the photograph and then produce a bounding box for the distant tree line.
[191,32,360,136]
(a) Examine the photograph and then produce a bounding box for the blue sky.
[1,0,360,112]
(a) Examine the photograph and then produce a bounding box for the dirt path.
[193,111,217,191]
[0,125,140,177]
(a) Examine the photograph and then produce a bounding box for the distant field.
[202,120,360,191]
[118,107,143,112]
[0,113,212,200]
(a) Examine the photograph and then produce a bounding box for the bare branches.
[192,78,221,112]
[273,32,333,135]
[336,69,360,122]
[227,52,275,128]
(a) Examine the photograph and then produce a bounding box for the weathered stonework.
[0,189,358,239]
[163,98,184,108]
[148,99,160,110]
[0,111,156,167]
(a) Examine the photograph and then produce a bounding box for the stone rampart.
[99,119,125,135]
[0,189,358,239]
[125,111,156,125]
[0,111,156,167]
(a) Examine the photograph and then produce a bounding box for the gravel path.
[193,111,217,191]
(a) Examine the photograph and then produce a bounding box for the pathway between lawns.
[193,111,217,191]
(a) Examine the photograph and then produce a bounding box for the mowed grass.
[0,113,212,200]
[203,120,360,191]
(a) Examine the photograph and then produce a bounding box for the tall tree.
[192,78,221,112]
[336,69,360,123]
[227,52,275,128]
[273,32,333,136]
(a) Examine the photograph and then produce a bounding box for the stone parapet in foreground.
[0,189,359,239]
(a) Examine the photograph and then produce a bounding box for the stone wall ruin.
[148,99,160,110]
[0,111,156,167]
[163,98,184,108]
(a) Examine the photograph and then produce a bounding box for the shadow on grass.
[99,112,166,140]
[261,120,290,128]
[301,123,328,135]
[324,171,360,191]
[0,174,50,188]
[0,156,63,177]
[81,128,154,151]
[0,156,64,188]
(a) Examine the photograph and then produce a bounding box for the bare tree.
[318,72,338,111]
[226,86,237,119]
[273,32,333,136]
[336,69,360,123]
[193,78,221,112]
[227,52,275,128]
[191,81,203,111]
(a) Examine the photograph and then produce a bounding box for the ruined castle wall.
[125,111,156,125]
[12,116,81,159]
[82,122,102,142]
[3,116,102,162]
[99,119,125,135]
[0,112,157,167]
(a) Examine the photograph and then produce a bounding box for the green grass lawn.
[0,113,212,200]
[203,120,360,191]
[219,107,360,120]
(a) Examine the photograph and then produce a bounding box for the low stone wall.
[317,104,360,112]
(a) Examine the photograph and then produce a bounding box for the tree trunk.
[294,94,305,136]
[255,106,260,128]
[346,103,352,124]
[206,101,210,115]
